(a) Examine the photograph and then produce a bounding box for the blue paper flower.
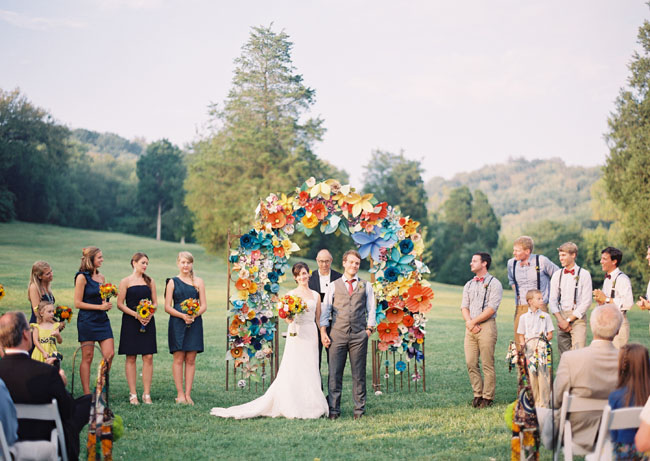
[240,232,259,250]
[396,360,407,372]
[376,310,386,324]
[383,266,400,282]
[264,282,280,294]
[294,207,306,219]
[351,227,396,261]
[385,247,415,273]
[267,271,279,283]
[229,254,239,263]
[399,238,414,255]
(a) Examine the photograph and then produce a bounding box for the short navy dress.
[118,285,157,355]
[75,271,113,342]
[29,292,55,324]
[168,277,203,353]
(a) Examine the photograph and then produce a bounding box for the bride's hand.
[321,334,331,348]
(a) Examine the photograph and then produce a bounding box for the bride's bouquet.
[180,298,200,328]
[99,283,118,301]
[277,294,307,336]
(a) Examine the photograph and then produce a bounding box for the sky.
[0,0,647,186]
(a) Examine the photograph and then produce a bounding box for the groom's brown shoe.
[353,413,363,420]
[328,413,339,420]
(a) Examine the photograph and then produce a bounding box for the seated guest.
[608,344,650,460]
[0,377,17,447]
[553,304,623,453]
[0,311,90,460]
[635,396,650,452]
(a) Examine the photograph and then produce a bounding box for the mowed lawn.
[1,221,649,460]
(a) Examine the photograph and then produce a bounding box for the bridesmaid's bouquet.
[277,294,307,336]
[53,305,73,323]
[99,283,118,301]
[180,298,200,328]
[0,284,5,301]
[136,299,155,333]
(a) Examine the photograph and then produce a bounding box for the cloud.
[95,0,165,10]
[0,9,87,30]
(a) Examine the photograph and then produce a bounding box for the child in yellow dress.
[31,300,63,363]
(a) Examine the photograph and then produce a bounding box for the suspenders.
[512,255,540,304]
[609,273,622,298]
[557,267,582,309]
[480,276,493,311]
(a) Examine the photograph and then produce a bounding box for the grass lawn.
[1,221,648,460]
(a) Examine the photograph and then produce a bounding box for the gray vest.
[330,277,368,334]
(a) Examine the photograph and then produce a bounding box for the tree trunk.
[156,201,162,241]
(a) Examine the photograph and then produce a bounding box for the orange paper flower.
[405,283,434,313]
[273,246,285,258]
[385,307,404,323]
[377,322,399,343]
[230,347,243,359]
[268,211,287,229]
[402,315,414,327]
[312,202,328,220]
[235,278,257,294]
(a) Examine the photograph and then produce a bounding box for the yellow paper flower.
[403,219,420,236]
[346,192,375,217]
[301,213,319,229]
[310,181,331,199]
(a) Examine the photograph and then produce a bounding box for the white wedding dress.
[210,293,329,419]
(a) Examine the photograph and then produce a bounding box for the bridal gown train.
[210,296,329,419]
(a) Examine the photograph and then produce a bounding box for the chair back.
[591,405,643,460]
[14,398,68,461]
[0,421,11,461]
[554,392,608,461]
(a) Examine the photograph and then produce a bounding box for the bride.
[210,262,329,419]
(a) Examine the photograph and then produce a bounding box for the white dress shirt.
[548,264,593,319]
[602,268,634,312]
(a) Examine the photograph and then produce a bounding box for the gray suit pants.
[327,329,368,416]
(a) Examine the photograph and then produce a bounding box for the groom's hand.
[321,333,331,348]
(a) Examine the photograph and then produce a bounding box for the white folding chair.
[554,391,608,461]
[0,421,11,461]
[586,404,643,461]
[13,398,68,461]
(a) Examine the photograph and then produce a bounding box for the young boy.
[517,289,554,407]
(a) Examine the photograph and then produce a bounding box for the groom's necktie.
[346,279,356,295]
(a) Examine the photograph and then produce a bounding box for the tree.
[0,88,70,222]
[137,139,186,241]
[186,25,332,252]
[604,11,650,286]
[362,150,428,223]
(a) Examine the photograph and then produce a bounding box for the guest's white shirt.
[602,268,634,311]
[318,272,332,294]
[548,264,593,319]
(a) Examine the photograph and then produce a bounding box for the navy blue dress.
[118,285,157,355]
[29,292,55,324]
[168,277,203,353]
[75,271,113,342]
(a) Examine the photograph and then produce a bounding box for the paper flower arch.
[227,178,433,378]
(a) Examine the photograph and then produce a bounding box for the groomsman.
[461,252,503,408]
[548,242,593,354]
[507,236,559,344]
[636,246,650,334]
[309,249,342,373]
[593,246,634,348]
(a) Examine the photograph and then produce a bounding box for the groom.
[320,250,376,420]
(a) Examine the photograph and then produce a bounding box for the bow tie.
[474,277,484,282]
[519,261,530,267]
[606,274,612,279]
[564,269,574,275]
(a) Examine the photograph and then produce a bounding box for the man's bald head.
[316,249,333,276]
[590,304,623,341]
[0,311,29,349]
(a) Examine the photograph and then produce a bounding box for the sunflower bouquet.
[135,299,155,333]
[99,283,118,301]
[277,294,307,336]
[180,298,200,328]
[53,305,73,323]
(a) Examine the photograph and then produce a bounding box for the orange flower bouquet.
[0,284,5,301]
[180,298,200,328]
[136,299,155,333]
[99,283,118,301]
[53,305,73,323]
[277,294,307,336]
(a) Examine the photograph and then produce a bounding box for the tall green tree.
[362,150,428,223]
[604,11,650,283]
[186,25,331,252]
[137,139,186,241]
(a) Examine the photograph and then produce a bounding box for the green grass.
[1,221,649,460]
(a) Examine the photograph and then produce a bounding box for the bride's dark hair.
[292,262,310,278]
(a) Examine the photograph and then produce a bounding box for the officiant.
[309,249,342,374]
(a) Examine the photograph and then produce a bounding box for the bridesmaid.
[74,246,115,395]
[117,252,158,405]
[27,261,56,325]
[165,251,207,405]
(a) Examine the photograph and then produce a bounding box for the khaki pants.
[613,314,630,349]
[525,342,551,408]
[557,311,587,355]
[514,304,548,343]
[464,318,497,400]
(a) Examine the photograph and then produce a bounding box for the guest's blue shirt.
[0,378,17,446]
[608,386,640,445]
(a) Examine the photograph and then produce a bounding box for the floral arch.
[226,177,434,389]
